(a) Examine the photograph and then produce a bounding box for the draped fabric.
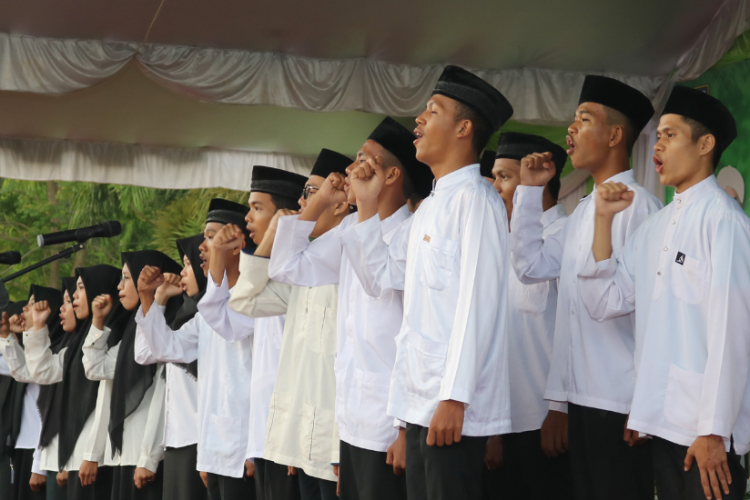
[0,0,745,124]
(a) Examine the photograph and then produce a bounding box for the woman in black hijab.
[153,234,208,500]
[82,250,181,500]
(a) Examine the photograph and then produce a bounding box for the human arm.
[81,380,112,475]
[81,322,119,381]
[197,271,255,343]
[0,334,35,382]
[134,303,199,365]
[136,365,166,478]
[134,323,159,366]
[23,326,66,384]
[228,252,292,319]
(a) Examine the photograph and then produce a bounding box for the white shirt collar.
[433,164,480,193]
[673,175,718,208]
[592,169,636,194]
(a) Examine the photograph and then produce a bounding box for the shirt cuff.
[549,401,568,414]
[136,455,160,473]
[85,325,112,347]
[513,185,545,206]
[393,418,406,430]
[82,452,103,464]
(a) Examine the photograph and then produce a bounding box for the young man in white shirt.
[482,132,574,500]
[267,117,433,500]
[343,65,514,500]
[511,75,662,500]
[203,166,307,500]
[580,86,748,500]
[135,199,255,500]
[226,149,352,500]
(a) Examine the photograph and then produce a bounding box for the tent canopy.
[0,0,746,197]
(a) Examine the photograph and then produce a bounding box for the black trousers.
[405,424,486,500]
[44,472,66,500]
[163,445,207,500]
[111,464,163,500]
[339,440,406,500]
[653,437,746,500]
[0,453,11,500]
[297,469,336,500]
[206,473,255,500]
[482,429,574,500]
[253,458,299,500]
[12,449,45,500]
[66,466,113,500]
[568,403,653,500]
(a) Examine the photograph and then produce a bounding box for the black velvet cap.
[480,150,496,178]
[206,198,249,228]
[578,75,654,135]
[311,149,352,179]
[368,117,434,198]
[432,65,514,131]
[495,132,567,174]
[251,166,308,201]
[661,86,738,156]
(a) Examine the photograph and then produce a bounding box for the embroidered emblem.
[423,234,431,243]
[675,252,685,265]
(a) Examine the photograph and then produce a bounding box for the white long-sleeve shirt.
[135,328,199,450]
[339,165,511,436]
[269,205,410,451]
[230,253,339,481]
[199,272,284,461]
[577,175,750,454]
[81,326,165,471]
[135,286,254,478]
[507,204,569,432]
[511,169,662,414]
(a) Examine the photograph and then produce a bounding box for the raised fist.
[520,152,557,187]
[92,295,113,329]
[316,172,348,207]
[0,312,10,339]
[268,209,299,233]
[155,273,183,305]
[138,266,164,294]
[595,182,634,218]
[212,224,246,252]
[8,314,24,334]
[32,300,52,332]
[349,156,386,206]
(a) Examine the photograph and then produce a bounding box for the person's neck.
[674,165,714,194]
[377,189,407,221]
[591,153,630,187]
[428,146,477,181]
[542,188,557,212]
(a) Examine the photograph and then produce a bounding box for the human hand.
[155,273,183,305]
[138,266,164,294]
[541,410,569,457]
[91,295,113,330]
[29,472,46,492]
[245,460,255,477]
[78,460,98,487]
[596,182,634,219]
[685,435,732,500]
[427,400,464,446]
[520,152,557,187]
[386,428,406,475]
[56,471,68,488]
[133,467,156,489]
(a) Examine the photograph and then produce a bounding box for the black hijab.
[58,265,131,469]
[0,300,24,456]
[38,279,78,449]
[109,250,182,456]
[170,234,207,379]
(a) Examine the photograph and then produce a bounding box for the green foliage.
[0,179,247,301]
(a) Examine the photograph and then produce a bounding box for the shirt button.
[671,220,676,225]
[571,309,576,315]
[586,216,590,220]
[663,247,668,252]
[677,199,682,203]
[657,271,662,276]
[573,277,578,283]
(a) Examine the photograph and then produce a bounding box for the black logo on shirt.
[675,252,685,265]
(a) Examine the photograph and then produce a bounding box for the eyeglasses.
[302,186,319,200]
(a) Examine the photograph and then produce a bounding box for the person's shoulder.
[630,182,663,211]
[706,187,750,229]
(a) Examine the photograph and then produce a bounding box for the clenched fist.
[0,312,10,339]
[32,300,52,332]
[520,152,557,187]
[212,224,246,253]
[349,156,386,209]
[595,182,634,218]
[92,295,113,330]
[138,266,165,294]
[155,273,183,305]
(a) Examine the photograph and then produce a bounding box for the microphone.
[0,251,21,265]
[37,221,122,247]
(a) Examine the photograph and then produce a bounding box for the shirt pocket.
[265,392,292,446]
[513,281,549,316]
[419,234,459,291]
[299,403,335,465]
[347,369,392,429]
[400,329,449,401]
[206,414,244,462]
[663,364,703,431]
[671,254,707,305]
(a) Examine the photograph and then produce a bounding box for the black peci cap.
[578,75,654,135]
[480,150,496,178]
[310,149,352,179]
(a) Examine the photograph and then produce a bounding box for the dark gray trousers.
[339,441,406,500]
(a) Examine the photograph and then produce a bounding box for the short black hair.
[380,147,414,200]
[681,116,722,170]
[269,193,301,212]
[454,101,493,158]
[604,106,637,157]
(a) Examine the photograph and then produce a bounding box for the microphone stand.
[0,243,85,284]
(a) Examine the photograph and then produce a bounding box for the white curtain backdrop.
[0,136,314,190]
[0,0,745,191]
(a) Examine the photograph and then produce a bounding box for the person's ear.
[383,166,402,187]
[456,119,472,140]
[333,200,349,216]
[609,125,625,148]
[699,134,716,158]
